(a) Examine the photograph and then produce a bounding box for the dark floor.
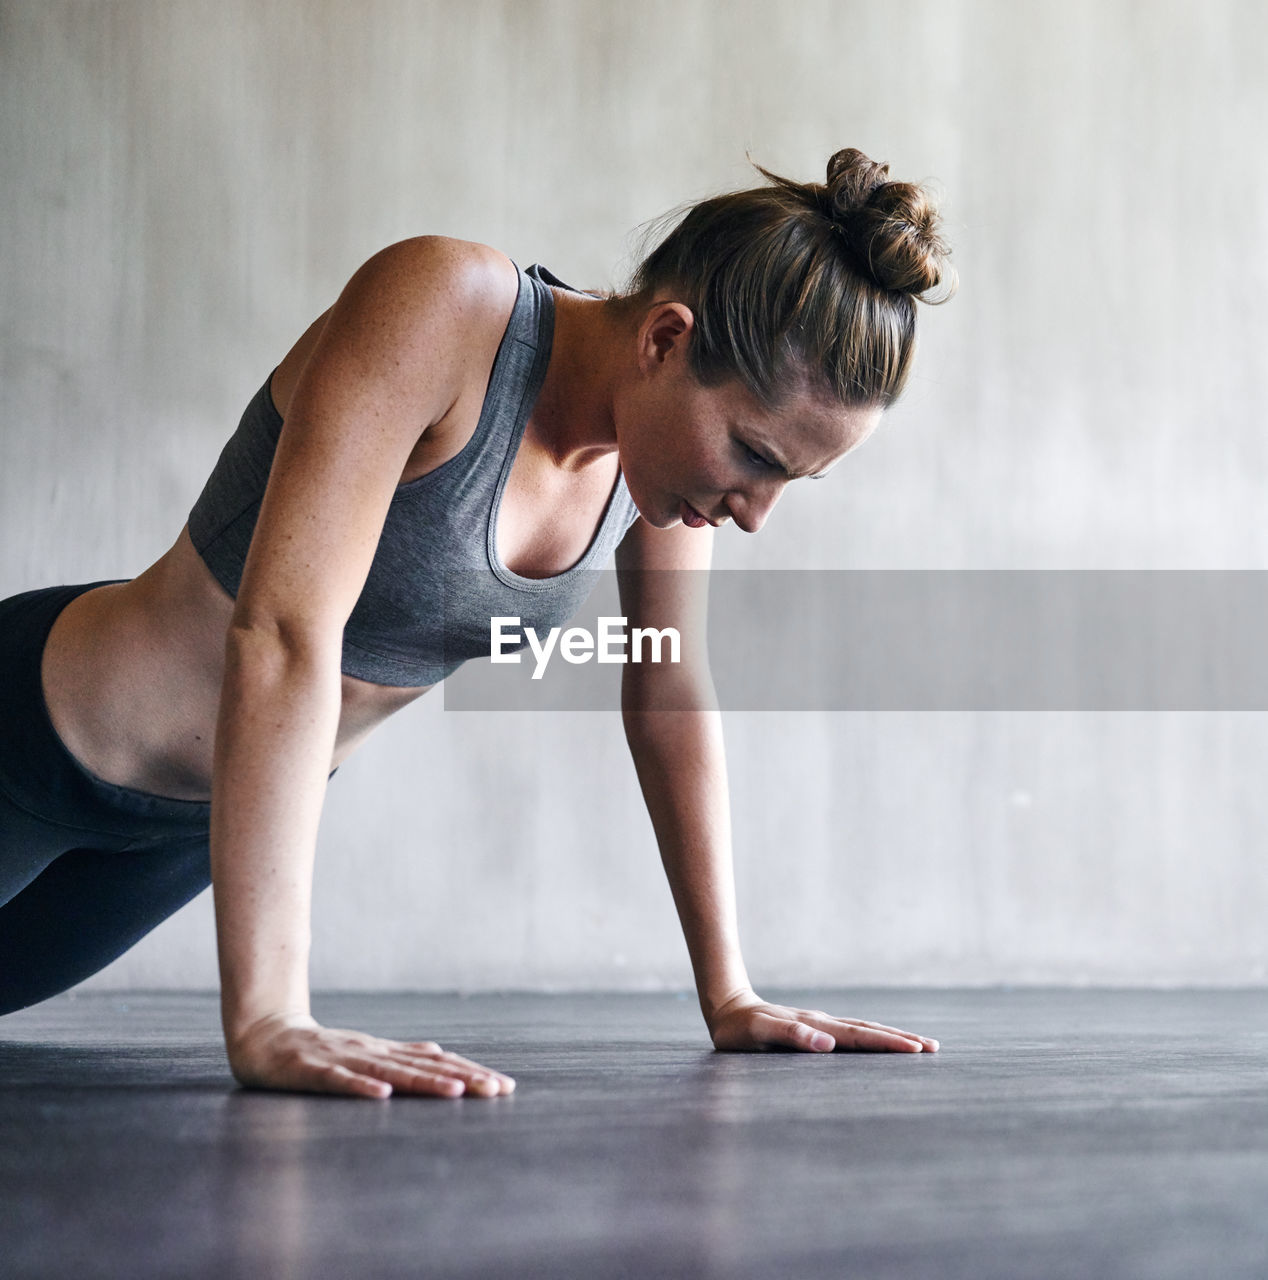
[1,989,1266,1279]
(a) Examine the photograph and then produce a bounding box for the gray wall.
[3,0,1266,991]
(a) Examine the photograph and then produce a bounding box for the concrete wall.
[2,0,1265,991]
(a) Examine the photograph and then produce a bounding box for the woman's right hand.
[226,1012,516,1100]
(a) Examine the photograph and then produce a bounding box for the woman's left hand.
[707,989,939,1054]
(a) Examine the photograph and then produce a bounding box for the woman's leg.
[0,827,210,1016]
[0,788,82,908]
[0,580,213,1016]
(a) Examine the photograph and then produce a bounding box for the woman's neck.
[530,290,626,472]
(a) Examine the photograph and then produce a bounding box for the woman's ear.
[636,302,695,373]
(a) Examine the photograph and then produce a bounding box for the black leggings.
[0,582,213,1016]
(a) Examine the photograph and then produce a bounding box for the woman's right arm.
[210,235,517,1099]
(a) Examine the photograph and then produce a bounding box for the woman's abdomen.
[39,526,430,802]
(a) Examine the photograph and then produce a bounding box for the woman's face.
[614,303,882,532]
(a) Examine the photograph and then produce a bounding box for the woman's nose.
[726,480,785,534]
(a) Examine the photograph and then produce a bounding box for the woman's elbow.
[223,611,342,689]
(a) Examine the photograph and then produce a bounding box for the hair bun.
[825,147,891,215]
[823,148,957,302]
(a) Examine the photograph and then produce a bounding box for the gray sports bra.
[187,262,641,686]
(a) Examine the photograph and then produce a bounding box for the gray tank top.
[188,262,641,686]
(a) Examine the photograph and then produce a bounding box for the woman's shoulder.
[328,236,524,395]
[355,235,521,327]
[268,236,521,424]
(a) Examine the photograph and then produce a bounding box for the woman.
[0,149,955,1099]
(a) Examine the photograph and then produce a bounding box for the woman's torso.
[40,254,622,802]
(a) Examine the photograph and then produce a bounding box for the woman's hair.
[620,148,957,409]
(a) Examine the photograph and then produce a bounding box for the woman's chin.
[628,488,678,529]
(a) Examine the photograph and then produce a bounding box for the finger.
[798,1013,936,1054]
[751,1014,837,1053]
[394,1056,506,1096]
[369,1052,514,1098]
[385,1041,516,1093]
[301,1062,394,1099]
[325,1034,487,1086]
[341,1055,472,1097]
[417,1048,517,1092]
[842,1019,939,1052]
[800,1013,914,1038]
[816,1021,925,1053]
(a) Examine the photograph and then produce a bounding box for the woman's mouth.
[681,500,710,528]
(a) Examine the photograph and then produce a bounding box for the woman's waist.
[35,544,429,801]
[39,576,229,801]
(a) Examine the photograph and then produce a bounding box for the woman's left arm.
[616,518,938,1054]
[621,696,750,1024]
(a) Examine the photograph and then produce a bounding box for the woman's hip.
[0,581,212,841]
